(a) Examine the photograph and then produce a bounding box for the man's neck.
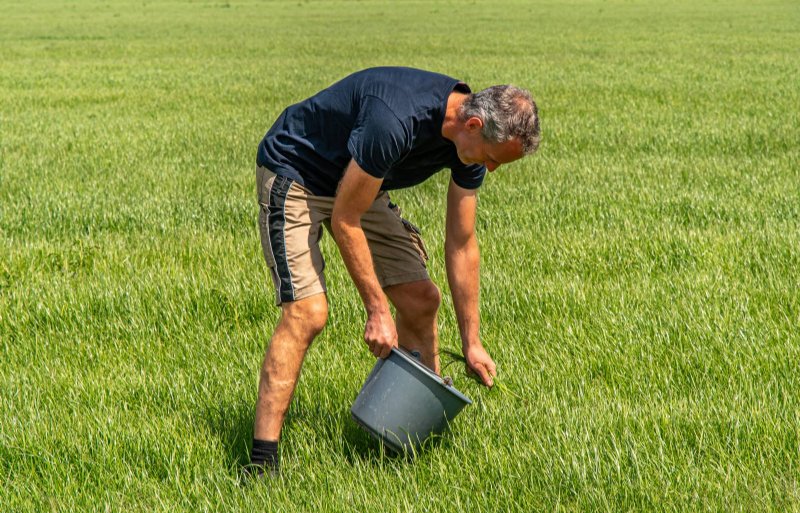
[441,91,469,142]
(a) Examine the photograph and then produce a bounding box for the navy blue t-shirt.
[257,67,486,196]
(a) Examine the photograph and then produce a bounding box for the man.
[251,67,540,474]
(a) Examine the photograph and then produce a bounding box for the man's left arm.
[445,178,497,387]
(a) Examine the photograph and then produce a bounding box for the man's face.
[455,117,525,172]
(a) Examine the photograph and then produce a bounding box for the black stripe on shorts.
[268,175,295,303]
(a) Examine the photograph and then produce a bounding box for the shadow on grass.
[201,396,389,472]
[202,398,254,470]
[203,395,450,475]
[341,414,393,465]
[340,411,450,467]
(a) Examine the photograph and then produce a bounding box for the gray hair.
[458,85,540,155]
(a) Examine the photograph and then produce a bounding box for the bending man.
[251,67,540,474]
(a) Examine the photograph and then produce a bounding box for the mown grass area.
[1,0,799,511]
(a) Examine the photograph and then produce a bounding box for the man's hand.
[464,344,497,387]
[364,309,398,359]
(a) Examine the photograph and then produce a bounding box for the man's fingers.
[366,335,395,358]
[367,339,394,359]
[472,363,494,387]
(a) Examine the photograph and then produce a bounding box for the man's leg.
[385,280,441,373]
[251,293,328,471]
[253,166,332,475]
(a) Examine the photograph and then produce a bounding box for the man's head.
[453,85,540,172]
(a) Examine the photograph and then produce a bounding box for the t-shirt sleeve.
[347,96,410,179]
[450,162,487,190]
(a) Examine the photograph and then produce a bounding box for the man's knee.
[280,294,329,338]
[419,281,441,315]
[397,280,441,319]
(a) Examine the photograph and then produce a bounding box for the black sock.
[251,438,279,472]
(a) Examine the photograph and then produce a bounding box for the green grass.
[1,0,799,511]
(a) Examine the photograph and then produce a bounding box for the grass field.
[1,0,799,511]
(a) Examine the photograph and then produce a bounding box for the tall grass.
[1,0,799,511]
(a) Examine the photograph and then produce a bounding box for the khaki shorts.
[257,166,430,305]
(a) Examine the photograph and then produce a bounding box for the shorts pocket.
[401,218,429,263]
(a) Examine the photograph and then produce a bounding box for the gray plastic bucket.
[350,347,472,453]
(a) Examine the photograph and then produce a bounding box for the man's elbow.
[331,212,359,238]
[330,216,346,238]
[445,233,478,256]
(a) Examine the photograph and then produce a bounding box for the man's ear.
[465,116,484,133]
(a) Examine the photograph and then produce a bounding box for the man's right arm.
[331,159,397,358]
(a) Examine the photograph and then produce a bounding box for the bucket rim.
[389,348,473,405]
